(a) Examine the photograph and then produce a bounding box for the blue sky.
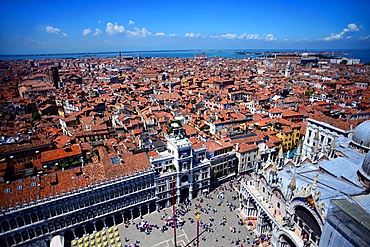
[0,0,370,54]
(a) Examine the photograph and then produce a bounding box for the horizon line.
[1,48,369,57]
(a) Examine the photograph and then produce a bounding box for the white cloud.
[359,35,370,41]
[212,33,275,40]
[106,22,125,35]
[169,33,178,37]
[185,33,201,38]
[45,25,67,36]
[239,33,259,40]
[155,32,165,36]
[129,20,134,25]
[82,28,91,36]
[322,23,360,41]
[98,20,101,25]
[263,33,276,41]
[93,28,102,36]
[220,33,238,39]
[127,27,152,37]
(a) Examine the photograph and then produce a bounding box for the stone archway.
[181,175,189,183]
[288,199,324,232]
[105,216,114,228]
[124,211,131,221]
[180,187,189,202]
[278,233,298,247]
[114,214,123,225]
[132,207,140,219]
[96,220,104,231]
[294,205,322,237]
[6,236,14,247]
[64,230,75,247]
[85,223,95,234]
[141,204,149,216]
[149,202,156,213]
[273,228,299,247]
[75,226,85,238]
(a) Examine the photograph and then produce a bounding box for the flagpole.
[172,176,177,247]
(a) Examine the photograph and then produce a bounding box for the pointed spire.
[256,147,261,161]
[278,146,284,159]
[314,131,319,140]
[296,141,302,156]
[314,139,319,153]
[272,161,277,173]
[322,144,327,155]
[331,138,336,150]
[288,174,296,190]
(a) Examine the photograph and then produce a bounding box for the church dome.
[358,151,370,186]
[352,120,370,151]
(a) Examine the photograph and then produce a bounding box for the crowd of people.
[121,179,269,247]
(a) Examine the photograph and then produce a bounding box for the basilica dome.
[358,151,370,187]
[351,120,370,151]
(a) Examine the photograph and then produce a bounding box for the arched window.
[16,217,24,227]
[21,230,29,241]
[24,215,31,225]
[31,212,38,222]
[50,207,57,217]
[1,221,10,232]
[67,202,73,211]
[48,222,54,232]
[95,194,100,203]
[84,197,90,206]
[79,198,84,208]
[54,221,60,230]
[35,227,42,236]
[41,225,48,234]
[60,219,66,228]
[28,229,35,239]
[62,204,68,213]
[56,205,62,215]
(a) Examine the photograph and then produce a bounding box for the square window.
[4,188,12,193]
[16,185,23,190]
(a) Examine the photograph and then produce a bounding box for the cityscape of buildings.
[0,51,369,247]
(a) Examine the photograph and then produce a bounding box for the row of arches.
[0,202,157,247]
[1,179,155,234]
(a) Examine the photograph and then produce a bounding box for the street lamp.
[195,213,201,247]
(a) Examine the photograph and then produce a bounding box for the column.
[147,204,150,214]
[93,223,97,232]
[256,209,262,234]
[130,210,133,219]
[73,229,77,239]
[122,213,125,223]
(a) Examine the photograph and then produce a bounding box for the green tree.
[32,112,41,121]
[305,90,314,97]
